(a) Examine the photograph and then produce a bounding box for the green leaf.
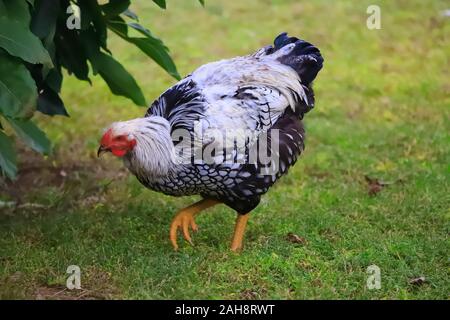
[2,0,32,23]
[54,28,90,82]
[38,69,68,116]
[127,22,155,39]
[199,0,205,6]
[152,0,166,9]
[107,15,128,37]
[108,21,180,80]
[89,51,146,106]
[77,0,94,30]
[122,8,138,21]
[128,37,180,80]
[0,130,17,179]
[7,118,51,154]
[44,68,63,93]
[78,0,108,50]
[0,50,37,119]
[101,0,131,17]
[37,86,69,117]
[0,9,53,68]
[26,63,68,117]
[30,0,60,39]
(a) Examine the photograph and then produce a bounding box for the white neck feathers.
[107,116,178,179]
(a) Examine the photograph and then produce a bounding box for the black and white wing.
[188,33,323,163]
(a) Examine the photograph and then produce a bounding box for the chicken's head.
[98,127,137,157]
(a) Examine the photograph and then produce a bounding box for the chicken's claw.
[169,210,198,250]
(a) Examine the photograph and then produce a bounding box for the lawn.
[0,0,449,299]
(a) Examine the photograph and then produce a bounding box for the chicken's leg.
[170,198,219,250]
[230,213,250,252]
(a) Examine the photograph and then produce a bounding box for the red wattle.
[111,148,128,157]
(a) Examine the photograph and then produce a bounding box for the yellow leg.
[230,213,250,252]
[169,199,219,250]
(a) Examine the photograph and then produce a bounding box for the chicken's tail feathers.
[267,32,324,86]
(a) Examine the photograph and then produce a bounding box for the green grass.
[1,0,449,299]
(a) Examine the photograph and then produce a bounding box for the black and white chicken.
[98,33,324,251]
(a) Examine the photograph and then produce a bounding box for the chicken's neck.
[123,116,180,181]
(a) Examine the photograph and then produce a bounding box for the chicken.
[98,33,324,251]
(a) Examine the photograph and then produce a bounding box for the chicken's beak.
[97,145,109,157]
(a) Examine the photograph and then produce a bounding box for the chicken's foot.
[169,199,219,250]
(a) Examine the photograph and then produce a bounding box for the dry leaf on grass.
[286,232,308,245]
[365,175,389,196]
[409,276,426,286]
